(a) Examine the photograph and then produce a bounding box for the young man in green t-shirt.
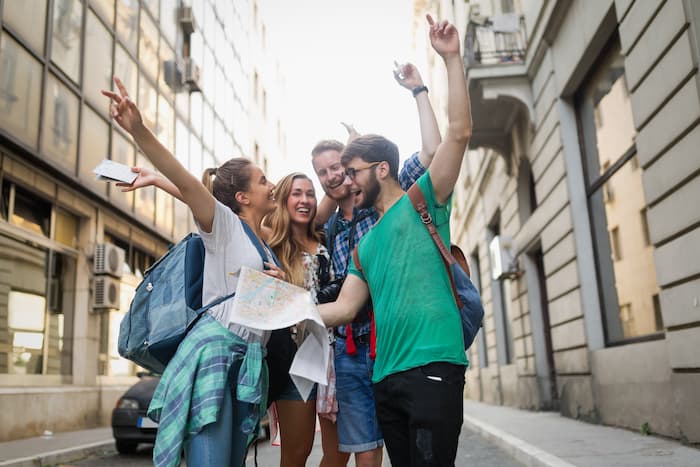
[318,14,473,467]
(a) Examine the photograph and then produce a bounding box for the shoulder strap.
[240,220,281,268]
[326,211,340,252]
[351,245,363,275]
[406,183,464,309]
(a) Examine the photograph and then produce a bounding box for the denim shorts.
[334,336,383,452]
[275,376,317,401]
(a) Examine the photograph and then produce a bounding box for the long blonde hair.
[265,173,321,287]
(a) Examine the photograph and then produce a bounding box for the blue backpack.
[118,222,274,374]
[407,183,484,349]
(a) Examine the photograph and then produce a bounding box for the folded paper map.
[229,266,330,401]
[93,159,138,184]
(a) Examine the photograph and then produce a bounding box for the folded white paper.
[93,159,138,184]
[230,266,330,401]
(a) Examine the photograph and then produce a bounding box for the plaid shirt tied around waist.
[147,313,266,467]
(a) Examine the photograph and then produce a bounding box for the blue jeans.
[185,367,250,466]
[334,336,383,452]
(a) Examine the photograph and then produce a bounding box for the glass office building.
[0,0,284,440]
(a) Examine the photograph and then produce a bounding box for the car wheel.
[115,439,138,454]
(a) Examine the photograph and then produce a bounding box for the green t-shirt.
[348,172,468,383]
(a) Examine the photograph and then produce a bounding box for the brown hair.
[311,139,345,158]
[201,158,252,214]
[341,134,399,180]
[265,173,321,287]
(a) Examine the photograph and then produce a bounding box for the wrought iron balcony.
[465,14,527,68]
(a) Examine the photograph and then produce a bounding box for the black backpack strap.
[326,211,340,253]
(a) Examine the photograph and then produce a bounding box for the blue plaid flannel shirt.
[327,152,426,336]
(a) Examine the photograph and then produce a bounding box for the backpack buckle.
[420,212,432,224]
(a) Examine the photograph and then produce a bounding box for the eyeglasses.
[344,162,381,180]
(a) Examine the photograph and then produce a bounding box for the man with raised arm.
[318,14,472,466]
[311,60,440,467]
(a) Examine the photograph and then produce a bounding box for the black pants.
[373,362,466,466]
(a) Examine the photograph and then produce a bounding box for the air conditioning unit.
[93,276,121,310]
[94,243,125,278]
[183,57,201,93]
[489,235,519,280]
[178,6,197,35]
[163,59,182,91]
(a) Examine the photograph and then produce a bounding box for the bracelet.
[412,85,428,97]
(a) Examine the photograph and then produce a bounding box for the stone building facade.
[449,0,700,443]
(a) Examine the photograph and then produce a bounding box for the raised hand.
[101,77,144,135]
[340,121,361,144]
[426,14,461,58]
[393,61,424,90]
[115,166,159,192]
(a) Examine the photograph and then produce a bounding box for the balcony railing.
[465,14,527,67]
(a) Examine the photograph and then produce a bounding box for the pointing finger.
[426,13,435,26]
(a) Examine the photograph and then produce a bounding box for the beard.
[358,170,381,209]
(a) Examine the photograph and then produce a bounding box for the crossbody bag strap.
[406,184,464,309]
[240,219,281,268]
[197,220,281,316]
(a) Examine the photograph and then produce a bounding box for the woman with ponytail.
[104,78,284,467]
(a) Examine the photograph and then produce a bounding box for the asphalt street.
[61,425,524,466]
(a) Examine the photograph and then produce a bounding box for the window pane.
[159,42,175,102]
[90,0,115,28]
[214,117,226,156]
[190,91,202,137]
[55,210,78,248]
[47,253,76,375]
[83,10,113,116]
[0,33,42,148]
[51,0,83,83]
[175,117,188,169]
[155,187,173,236]
[579,43,636,187]
[589,160,661,341]
[143,0,159,19]
[8,290,46,374]
[134,152,155,225]
[138,74,158,132]
[3,0,47,53]
[11,186,51,236]
[79,104,109,196]
[160,0,177,47]
[578,39,660,342]
[190,134,202,180]
[42,74,79,173]
[202,102,213,150]
[139,11,159,81]
[156,95,174,150]
[116,0,138,54]
[173,198,190,240]
[110,129,135,211]
[113,44,137,100]
[202,45,215,97]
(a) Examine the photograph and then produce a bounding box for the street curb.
[0,440,115,467]
[463,410,576,467]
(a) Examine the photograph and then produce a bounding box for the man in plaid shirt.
[311,61,440,466]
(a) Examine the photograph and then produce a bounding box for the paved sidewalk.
[0,428,114,467]
[463,400,700,466]
[1,401,698,467]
